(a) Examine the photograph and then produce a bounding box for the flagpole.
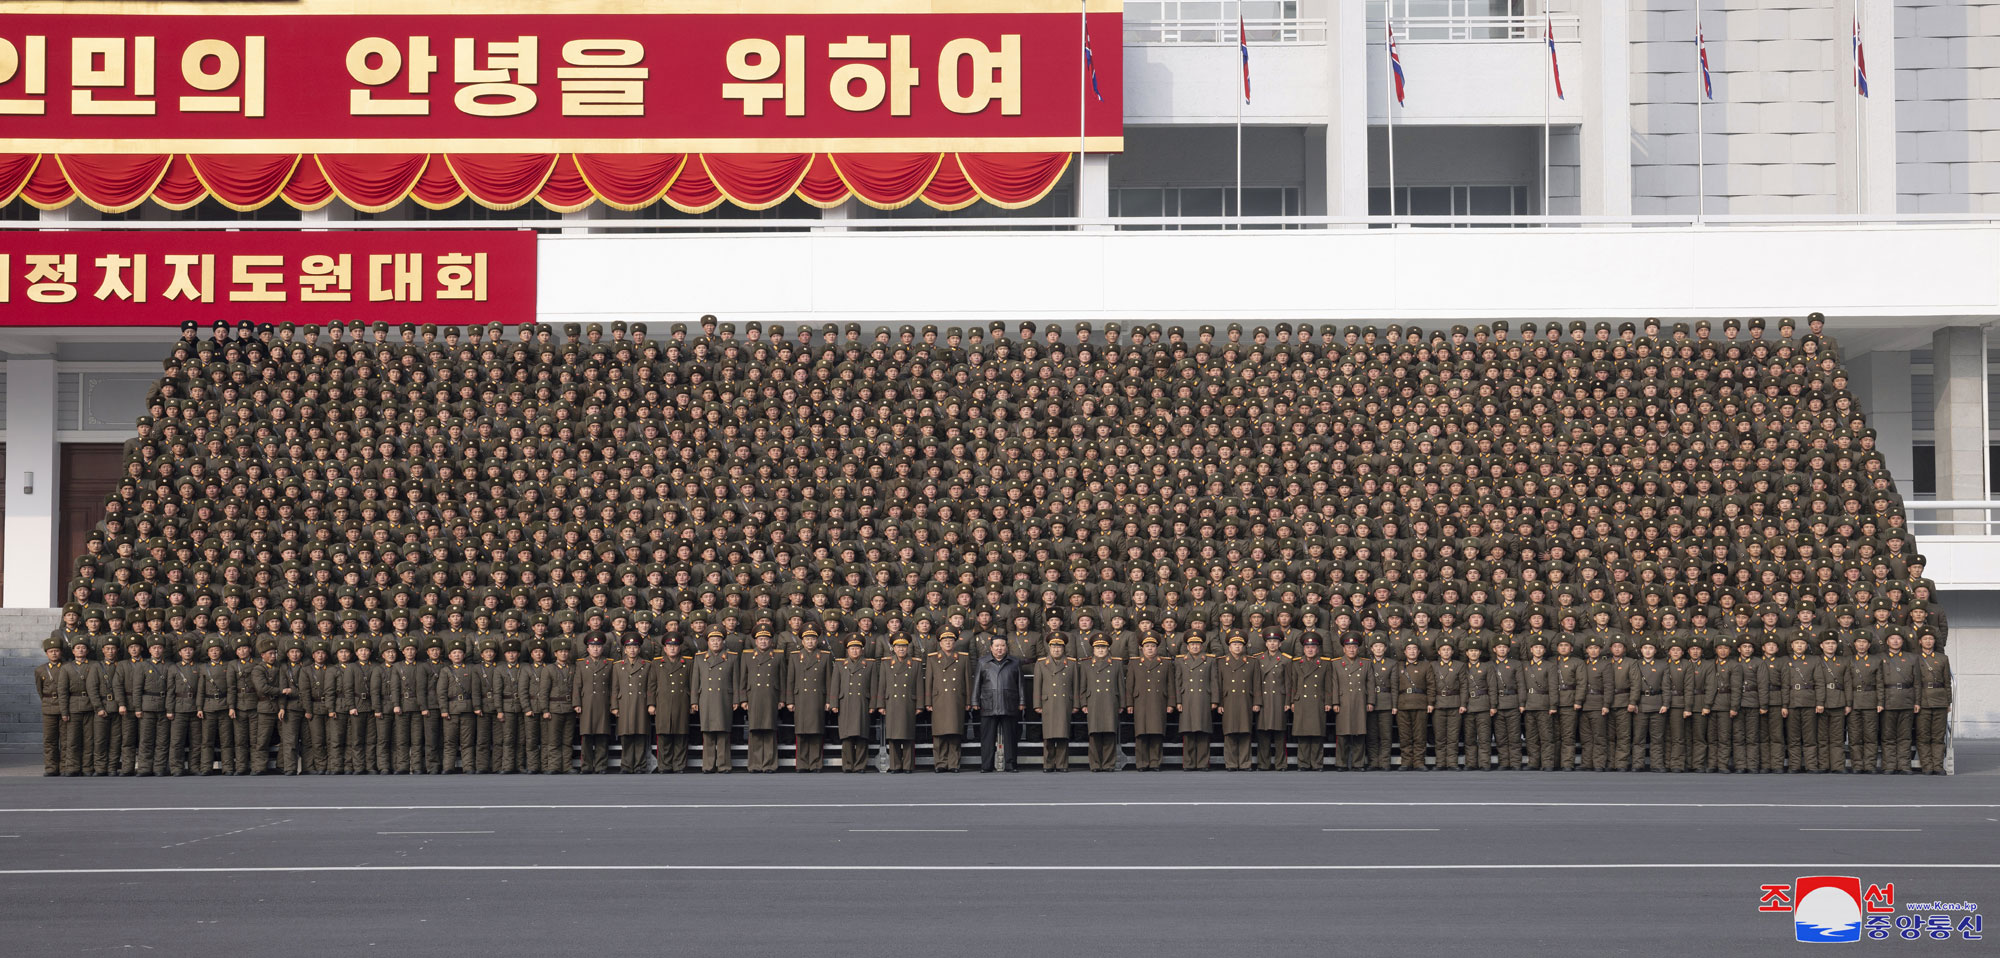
[1385,14,1396,223]
[1236,0,1244,228]
[1855,0,1864,212]
[1542,16,1551,225]
[1079,0,1087,226]
[1694,0,1704,225]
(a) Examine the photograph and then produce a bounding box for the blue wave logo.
[1794,884,1864,943]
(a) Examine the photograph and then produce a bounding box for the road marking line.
[1323,828,1440,832]
[1798,828,1922,832]
[0,864,1993,877]
[377,831,495,835]
[847,829,967,833]
[160,819,288,850]
[2,801,1992,814]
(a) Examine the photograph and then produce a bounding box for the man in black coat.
[970,637,1023,772]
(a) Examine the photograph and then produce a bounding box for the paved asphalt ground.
[0,747,1995,958]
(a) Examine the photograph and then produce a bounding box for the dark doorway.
[58,444,124,606]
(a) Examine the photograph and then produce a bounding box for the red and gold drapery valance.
[0,152,1075,215]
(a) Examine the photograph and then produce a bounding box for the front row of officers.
[36,626,1956,776]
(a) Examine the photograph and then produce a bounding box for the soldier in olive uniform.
[198,640,234,775]
[1879,634,1917,773]
[494,641,532,773]
[1365,640,1398,770]
[35,640,66,776]
[1175,636,1218,770]
[1551,640,1584,771]
[61,641,97,776]
[1288,635,1332,770]
[1757,640,1788,772]
[1430,644,1466,771]
[1633,641,1669,772]
[1846,636,1882,773]
[1081,638,1124,771]
[612,638,655,773]
[88,640,123,777]
[1579,643,1611,771]
[1330,637,1372,770]
[1461,644,1494,771]
[542,641,579,773]
[831,639,876,772]
[1813,637,1851,773]
[277,643,309,774]
[438,641,485,773]
[165,641,204,776]
[1394,643,1432,770]
[694,631,739,773]
[1216,636,1260,771]
[1520,641,1556,771]
[1034,637,1079,771]
[229,638,257,774]
[1252,634,1292,770]
[419,640,447,773]
[387,641,426,774]
[925,632,972,772]
[1781,638,1819,772]
[1605,641,1637,771]
[651,637,693,772]
[787,630,833,772]
[877,636,924,773]
[1705,642,1740,773]
[740,630,787,772]
[1126,636,1174,771]
[1915,634,1952,774]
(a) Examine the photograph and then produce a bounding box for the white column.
[815,198,855,233]
[1578,0,1631,217]
[3,357,59,608]
[1846,348,1915,499]
[1078,153,1111,229]
[1932,326,1988,531]
[1325,0,1369,219]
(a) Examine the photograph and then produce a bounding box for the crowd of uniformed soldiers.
[35,313,1955,777]
[34,623,1953,775]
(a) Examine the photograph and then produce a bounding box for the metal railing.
[1903,501,2000,537]
[1372,13,1580,42]
[1124,16,1327,44]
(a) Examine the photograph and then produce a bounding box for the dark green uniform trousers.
[1849,710,1880,772]
[1581,710,1608,770]
[839,736,869,772]
[1525,710,1555,770]
[1395,711,1426,769]
[1295,735,1324,770]
[1495,710,1524,769]
[1431,711,1462,770]
[1364,713,1393,769]
[1609,710,1634,770]
[1463,712,1493,770]
[1635,710,1665,770]
[1254,730,1285,770]
[1882,709,1914,772]
[1556,709,1580,770]
[698,731,727,772]
[747,730,778,772]
[1916,709,1948,773]
[1088,732,1119,770]
[1132,734,1162,770]
[543,715,574,773]
[619,734,648,772]
[654,732,687,772]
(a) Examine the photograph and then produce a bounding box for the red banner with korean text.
[0,230,536,325]
[0,12,1124,154]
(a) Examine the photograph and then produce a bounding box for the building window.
[1369,184,1533,222]
[1111,186,1300,229]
